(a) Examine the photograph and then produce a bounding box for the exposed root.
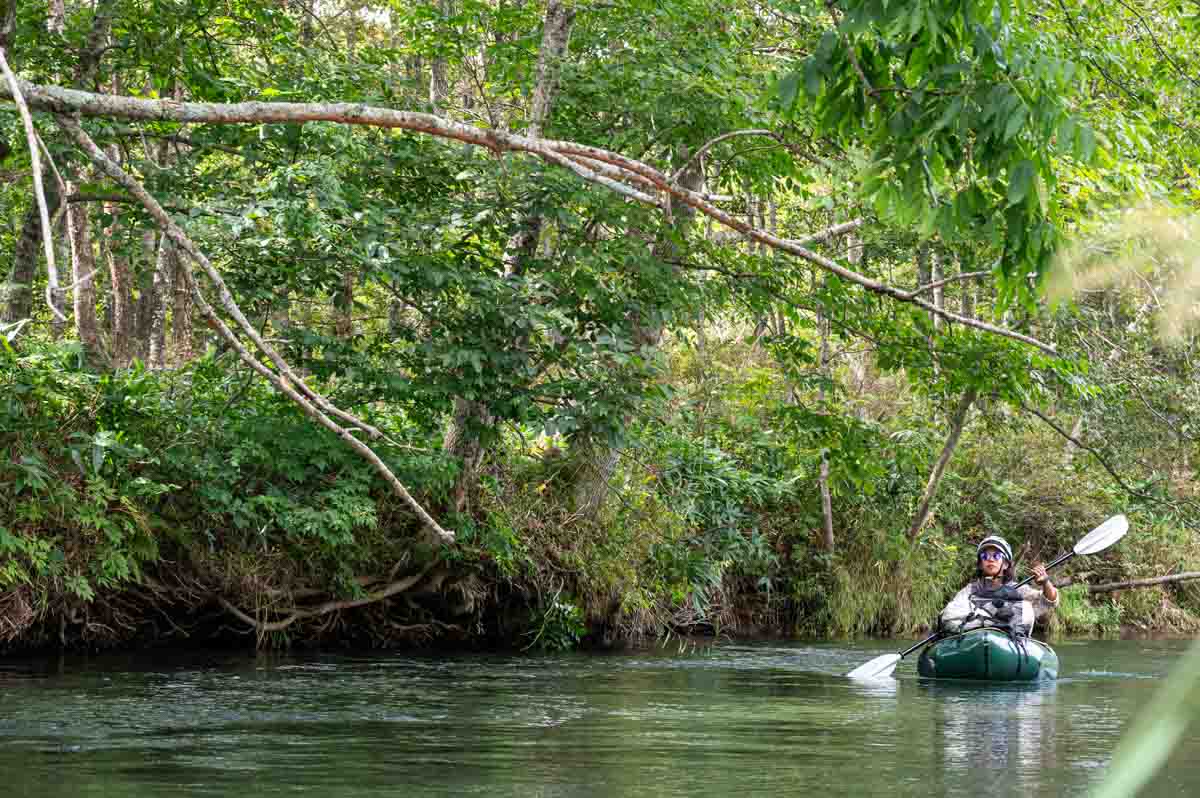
[0,588,36,644]
[217,561,438,638]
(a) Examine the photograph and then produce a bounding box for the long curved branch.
[2,79,1055,352]
[0,48,65,322]
[57,115,454,544]
[670,128,776,182]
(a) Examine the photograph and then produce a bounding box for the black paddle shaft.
[1013,550,1075,590]
[900,632,940,658]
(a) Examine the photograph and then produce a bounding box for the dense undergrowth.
[2,331,1196,653]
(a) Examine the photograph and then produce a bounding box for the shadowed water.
[1,639,1197,796]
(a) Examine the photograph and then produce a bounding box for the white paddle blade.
[1074,514,1129,556]
[847,654,901,680]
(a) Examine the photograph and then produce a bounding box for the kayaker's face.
[979,548,1005,578]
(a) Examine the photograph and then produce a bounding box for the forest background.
[1,0,1199,652]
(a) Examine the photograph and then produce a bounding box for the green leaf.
[778,71,802,109]
[1076,124,1097,161]
[1007,160,1035,206]
[1003,105,1027,141]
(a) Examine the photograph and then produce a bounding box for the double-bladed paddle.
[845,514,1129,680]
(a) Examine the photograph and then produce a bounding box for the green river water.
[1,638,1197,797]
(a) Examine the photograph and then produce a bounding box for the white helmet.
[977,535,1013,562]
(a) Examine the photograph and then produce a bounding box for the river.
[1,638,1196,797]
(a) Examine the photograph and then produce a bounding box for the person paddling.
[939,536,1059,635]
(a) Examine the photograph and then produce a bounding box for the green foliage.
[3,0,1199,654]
[784,0,1099,300]
[525,594,586,652]
[1050,586,1122,636]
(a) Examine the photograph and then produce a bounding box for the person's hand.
[1033,562,1050,585]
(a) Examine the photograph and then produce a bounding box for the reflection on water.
[926,681,1058,797]
[0,640,1197,797]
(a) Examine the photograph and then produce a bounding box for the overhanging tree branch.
[0,78,1057,354]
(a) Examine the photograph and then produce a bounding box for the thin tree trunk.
[334,269,354,338]
[429,0,450,111]
[67,200,102,354]
[147,235,173,368]
[170,246,194,363]
[49,215,68,339]
[817,273,835,550]
[3,183,61,324]
[570,148,701,519]
[908,387,979,539]
[1064,416,1084,465]
[132,227,158,359]
[931,247,944,332]
[103,139,135,367]
[958,255,974,319]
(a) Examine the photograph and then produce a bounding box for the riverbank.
[3,341,1198,654]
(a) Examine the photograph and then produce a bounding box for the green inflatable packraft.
[917,628,1059,681]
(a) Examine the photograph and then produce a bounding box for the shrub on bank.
[0,338,1195,651]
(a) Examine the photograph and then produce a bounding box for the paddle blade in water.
[1074,515,1129,556]
[847,654,901,680]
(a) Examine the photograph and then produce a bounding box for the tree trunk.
[67,199,102,355]
[131,228,158,359]
[817,275,835,550]
[443,396,494,513]
[49,215,69,339]
[908,387,979,539]
[958,255,974,319]
[931,247,944,332]
[147,235,173,368]
[570,148,701,520]
[170,248,194,364]
[103,144,135,367]
[429,0,450,112]
[442,0,575,514]
[3,182,61,324]
[334,269,354,338]
[1063,416,1084,465]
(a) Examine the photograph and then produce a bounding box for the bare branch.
[57,115,455,544]
[1020,401,1200,526]
[0,47,65,321]
[1085,572,1200,594]
[670,128,776,183]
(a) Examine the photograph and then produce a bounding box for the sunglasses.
[979,550,1007,562]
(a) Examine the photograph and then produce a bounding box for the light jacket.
[939,579,1060,633]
